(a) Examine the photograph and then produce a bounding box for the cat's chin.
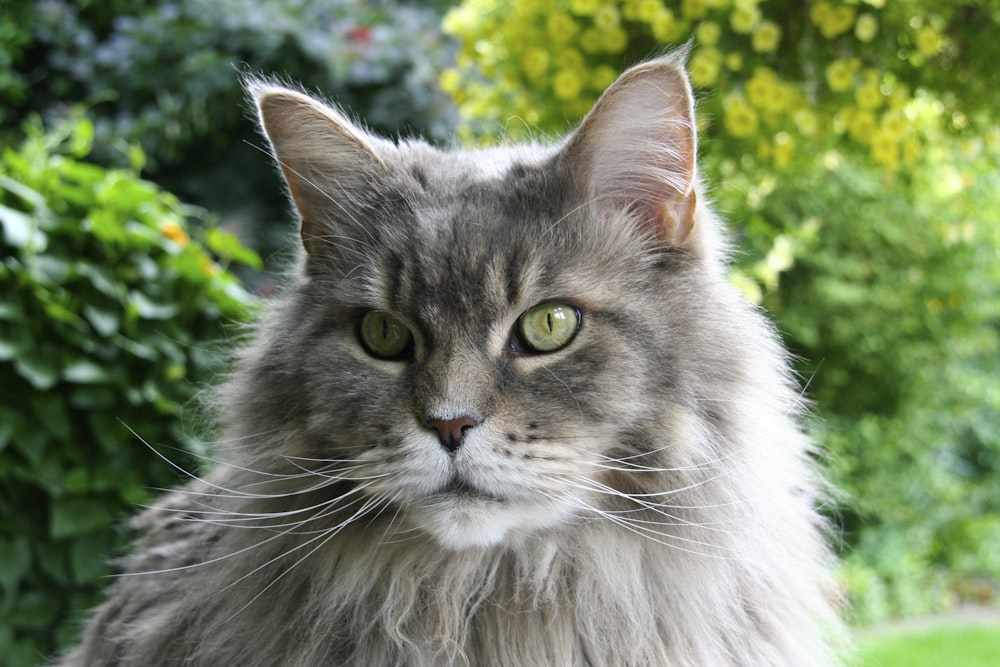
[410,497,571,551]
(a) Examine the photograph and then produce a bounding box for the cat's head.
[245,55,742,550]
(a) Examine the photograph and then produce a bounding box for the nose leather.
[424,416,478,452]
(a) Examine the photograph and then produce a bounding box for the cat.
[55,52,846,666]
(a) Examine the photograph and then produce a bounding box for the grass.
[856,624,1000,667]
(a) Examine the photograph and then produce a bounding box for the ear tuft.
[560,54,698,248]
[247,79,388,258]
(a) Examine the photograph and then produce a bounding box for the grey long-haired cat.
[56,54,845,666]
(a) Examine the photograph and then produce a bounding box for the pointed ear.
[560,55,698,247]
[248,80,388,258]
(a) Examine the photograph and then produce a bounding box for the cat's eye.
[359,311,413,359]
[515,303,581,353]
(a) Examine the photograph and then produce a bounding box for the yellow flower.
[635,0,664,23]
[854,13,878,42]
[651,9,679,42]
[745,67,778,109]
[696,20,721,45]
[751,20,781,52]
[594,5,621,30]
[794,109,819,136]
[559,48,585,71]
[813,2,855,39]
[730,5,761,34]
[442,6,474,36]
[888,84,911,110]
[602,27,629,53]
[161,220,189,246]
[773,132,795,169]
[591,65,619,91]
[547,13,580,44]
[847,109,878,144]
[523,48,550,81]
[725,51,744,71]
[570,0,600,16]
[902,137,921,166]
[689,48,723,87]
[810,1,831,25]
[682,0,709,20]
[825,58,857,92]
[985,127,1000,151]
[439,68,462,95]
[724,94,759,138]
[879,110,908,139]
[580,28,604,53]
[916,26,942,57]
[552,69,584,100]
[854,81,883,110]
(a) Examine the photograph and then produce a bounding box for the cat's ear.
[248,80,389,258]
[560,54,698,248]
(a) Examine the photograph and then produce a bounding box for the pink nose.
[424,416,478,452]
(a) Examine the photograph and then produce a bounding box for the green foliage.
[443,0,1000,624]
[858,624,1000,667]
[0,114,260,665]
[3,0,456,258]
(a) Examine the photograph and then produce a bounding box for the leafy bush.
[3,0,456,262]
[0,114,260,665]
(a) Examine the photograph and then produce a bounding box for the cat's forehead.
[357,144,593,323]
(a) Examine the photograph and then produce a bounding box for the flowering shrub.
[442,0,983,175]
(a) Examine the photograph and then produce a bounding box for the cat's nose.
[424,416,479,453]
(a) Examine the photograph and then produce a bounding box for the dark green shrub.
[4,0,456,257]
[0,114,260,665]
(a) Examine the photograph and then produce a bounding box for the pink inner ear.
[565,60,700,249]
[656,189,697,245]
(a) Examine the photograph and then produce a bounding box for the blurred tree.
[441,0,1000,622]
[1,0,457,262]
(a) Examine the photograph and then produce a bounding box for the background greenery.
[1,0,997,663]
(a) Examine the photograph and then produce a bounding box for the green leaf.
[26,254,72,285]
[113,334,158,360]
[0,204,47,251]
[0,539,31,594]
[129,291,180,320]
[82,303,120,337]
[0,336,25,361]
[30,395,70,443]
[49,495,116,540]
[11,590,60,629]
[13,349,59,389]
[62,359,112,384]
[68,385,117,410]
[0,174,46,210]
[85,209,127,245]
[76,263,123,301]
[69,533,112,585]
[0,301,24,320]
[205,227,262,269]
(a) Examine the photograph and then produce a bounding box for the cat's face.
[251,57,713,550]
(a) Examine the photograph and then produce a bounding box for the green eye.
[359,311,413,359]
[516,303,581,353]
